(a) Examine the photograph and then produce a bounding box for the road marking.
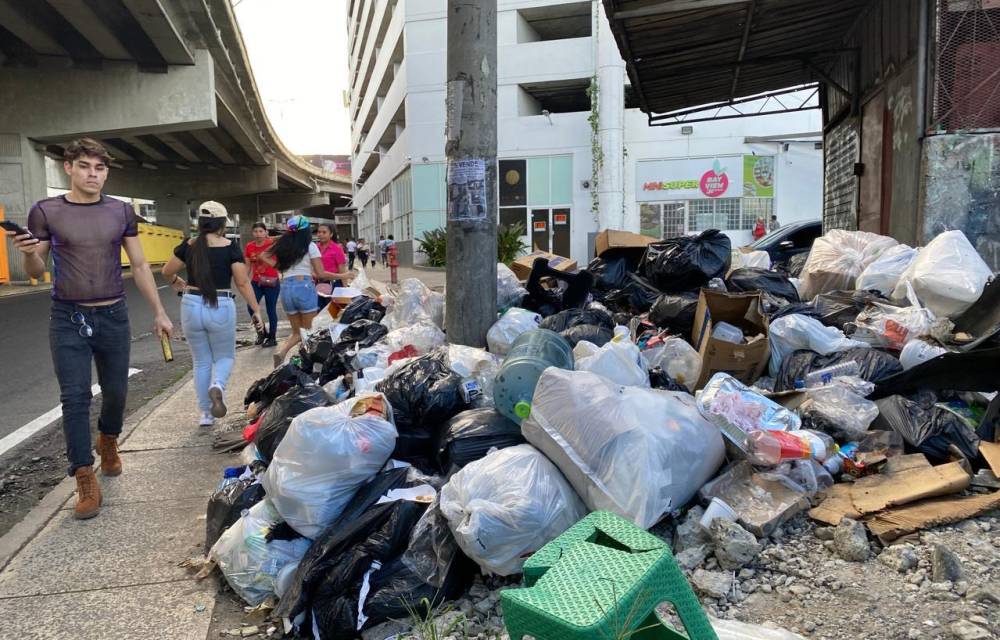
[0,368,142,458]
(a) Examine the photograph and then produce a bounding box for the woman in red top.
[244,222,281,347]
[751,217,767,241]
[315,223,347,309]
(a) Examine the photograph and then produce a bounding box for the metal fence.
[929,0,1000,132]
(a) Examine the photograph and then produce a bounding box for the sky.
[234,0,351,155]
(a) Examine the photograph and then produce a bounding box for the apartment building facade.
[347,0,826,265]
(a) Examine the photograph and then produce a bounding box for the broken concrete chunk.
[950,620,991,640]
[931,544,964,582]
[692,568,734,600]
[832,517,870,562]
[710,518,762,570]
[878,543,919,573]
[674,505,711,553]
[675,544,711,570]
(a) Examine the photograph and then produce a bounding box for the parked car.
[746,219,822,268]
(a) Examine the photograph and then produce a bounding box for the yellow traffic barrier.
[122,222,185,267]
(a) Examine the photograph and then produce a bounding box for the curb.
[0,369,194,572]
[0,284,52,299]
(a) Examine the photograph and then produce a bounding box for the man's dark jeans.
[248,281,280,340]
[50,299,131,476]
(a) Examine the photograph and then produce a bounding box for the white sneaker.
[199,412,214,427]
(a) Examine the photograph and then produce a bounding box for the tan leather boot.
[73,466,102,520]
[97,433,123,476]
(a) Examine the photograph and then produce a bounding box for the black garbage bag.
[375,351,467,470]
[437,408,525,471]
[204,463,266,550]
[604,273,661,314]
[521,258,594,317]
[641,230,731,292]
[339,296,387,325]
[775,347,902,392]
[648,291,700,336]
[870,348,1000,401]
[873,393,981,464]
[769,302,823,324]
[317,320,390,384]
[813,290,891,330]
[589,255,631,291]
[540,307,614,333]
[300,328,336,366]
[786,252,810,277]
[244,363,304,409]
[561,323,614,347]
[725,268,800,303]
[276,466,412,623]
[253,379,332,462]
[649,367,690,392]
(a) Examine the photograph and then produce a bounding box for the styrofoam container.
[700,497,738,530]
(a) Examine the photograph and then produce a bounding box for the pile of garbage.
[201,227,999,639]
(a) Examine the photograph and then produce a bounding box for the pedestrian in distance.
[357,238,370,268]
[315,222,347,310]
[769,214,781,232]
[346,237,357,270]
[161,202,263,428]
[378,234,388,268]
[5,138,174,520]
[243,222,280,347]
[752,217,767,241]
[261,215,354,368]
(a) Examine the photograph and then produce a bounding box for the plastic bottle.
[712,321,744,344]
[747,430,835,466]
[216,466,243,491]
[493,329,574,424]
[801,361,861,388]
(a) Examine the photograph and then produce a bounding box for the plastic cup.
[700,497,738,530]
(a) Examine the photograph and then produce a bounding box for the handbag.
[258,275,279,288]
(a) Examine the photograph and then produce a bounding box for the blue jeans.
[248,281,280,339]
[50,300,131,476]
[280,278,318,315]
[181,294,236,413]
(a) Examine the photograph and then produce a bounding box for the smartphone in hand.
[0,220,32,237]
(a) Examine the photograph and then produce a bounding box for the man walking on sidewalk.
[6,138,174,520]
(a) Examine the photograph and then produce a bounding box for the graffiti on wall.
[888,86,914,152]
[922,133,1000,270]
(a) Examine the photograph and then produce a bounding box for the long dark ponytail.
[269,227,313,272]
[187,216,226,307]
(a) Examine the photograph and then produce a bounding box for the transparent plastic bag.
[382,279,445,330]
[439,444,587,575]
[522,368,725,528]
[730,249,771,271]
[446,344,501,406]
[642,337,702,391]
[497,263,527,310]
[573,332,650,388]
[892,230,993,318]
[210,499,312,606]
[261,394,398,538]
[855,244,917,295]
[799,384,879,439]
[352,267,371,290]
[696,373,801,453]
[383,322,447,355]
[486,307,542,355]
[768,314,869,377]
[799,229,898,300]
[760,459,833,499]
[851,302,949,351]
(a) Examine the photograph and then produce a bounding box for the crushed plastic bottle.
[747,430,835,466]
[799,360,860,388]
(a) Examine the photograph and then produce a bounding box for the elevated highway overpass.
[0,0,351,236]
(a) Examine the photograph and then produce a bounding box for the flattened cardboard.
[850,459,970,513]
[809,484,862,526]
[510,251,578,280]
[691,289,770,389]
[866,491,1000,543]
[595,229,656,257]
[980,441,1000,476]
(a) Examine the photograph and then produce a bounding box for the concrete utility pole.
[444,0,497,347]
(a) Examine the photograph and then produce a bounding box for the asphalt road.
[0,275,186,438]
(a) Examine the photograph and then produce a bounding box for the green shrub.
[416,228,448,267]
[417,222,528,267]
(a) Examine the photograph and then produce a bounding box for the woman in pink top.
[316,223,347,308]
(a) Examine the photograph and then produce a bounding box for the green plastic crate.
[502,511,717,640]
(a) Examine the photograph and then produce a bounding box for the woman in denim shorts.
[261,215,353,367]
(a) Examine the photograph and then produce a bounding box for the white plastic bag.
[899,338,948,370]
[855,244,917,295]
[768,314,869,377]
[447,344,501,406]
[497,263,527,310]
[261,394,398,538]
[522,368,725,528]
[486,307,542,355]
[799,230,898,300]
[642,337,702,391]
[731,250,771,271]
[383,279,445,330]
[892,230,992,318]
[573,334,649,388]
[210,499,312,606]
[383,322,447,354]
[352,267,372,291]
[439,444,587,576]
[696,372,801,452]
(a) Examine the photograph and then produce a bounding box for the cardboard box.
[691,289,770,389]
[510,251,578,280]
[594,229,657,257]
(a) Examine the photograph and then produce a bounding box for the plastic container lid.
[514,401,532,419]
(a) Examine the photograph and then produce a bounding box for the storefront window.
[642,198,772,236]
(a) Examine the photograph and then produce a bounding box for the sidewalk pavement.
[0,344,273,639]
[0,281,52,298]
